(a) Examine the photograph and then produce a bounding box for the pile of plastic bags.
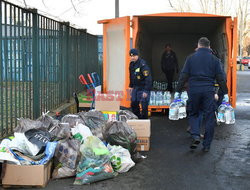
[0,109,141,185]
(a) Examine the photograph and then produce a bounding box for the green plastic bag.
[74,136,116,185]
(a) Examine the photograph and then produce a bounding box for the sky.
[8,0,240,35]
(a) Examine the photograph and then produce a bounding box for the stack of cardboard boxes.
[127,120,151,151]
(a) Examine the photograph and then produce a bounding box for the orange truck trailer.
[98,13,238,109]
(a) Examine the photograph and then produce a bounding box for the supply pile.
[0,107,150,187]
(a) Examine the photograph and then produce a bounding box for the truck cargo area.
[135,16,228,82]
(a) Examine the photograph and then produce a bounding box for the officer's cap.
[129,48,139,56]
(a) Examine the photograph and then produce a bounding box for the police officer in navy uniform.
[175,37,228,152]
[129,48,152,119]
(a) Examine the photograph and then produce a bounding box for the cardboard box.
[137,137,150,151]
[127,119,151,137]
[95,94,120,111]
[2,160,52,187]
[79,102,92,108]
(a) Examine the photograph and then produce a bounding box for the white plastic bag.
[52,166,76,179]
[108,144,135,173]
[0,141,20,165]
[9,133,40,156]
[71,123,93,142]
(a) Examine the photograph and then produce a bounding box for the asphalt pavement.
[34,69,250,190]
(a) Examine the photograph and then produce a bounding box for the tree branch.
[71,0,79,14]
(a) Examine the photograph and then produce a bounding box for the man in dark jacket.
[161,43,179,92]
[129,48,152,119]
[175,37,228,152]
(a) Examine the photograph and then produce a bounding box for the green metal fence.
[0,0,99,137]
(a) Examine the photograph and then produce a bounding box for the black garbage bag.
[118,110,138,121]
[48,123,71,141]
[61,114,85,128]
[103,121,137,154]
[14,118,44,133]
[37,112,60,129]
[24,128,51,156]
[79,110,107,141]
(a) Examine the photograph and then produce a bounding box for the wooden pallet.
[139,105,169,116]
[148,105,169,115]
[148,105,169,112]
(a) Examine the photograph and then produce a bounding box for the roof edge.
[133,12,231,18]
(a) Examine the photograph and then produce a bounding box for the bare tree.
[168,0,191,12]
[70,0,79,14]
[245,44,250,55]
[59,0,89,17]
[237,0,250,56]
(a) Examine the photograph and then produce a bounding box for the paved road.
[35,70,250,190]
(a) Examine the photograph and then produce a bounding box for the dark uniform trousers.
[164,69,175,92]
[188,91,216,148]
[131,88,150,119]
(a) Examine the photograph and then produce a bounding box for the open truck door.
[225,17,238,108]
[98,16,131,107]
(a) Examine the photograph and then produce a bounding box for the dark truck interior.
[135,16,228,82]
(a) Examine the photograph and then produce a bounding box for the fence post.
[0,1,3,136]
[78,29,87,91]
[30,9,40,119]
[62,22,70,102]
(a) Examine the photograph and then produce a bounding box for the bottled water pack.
[169,99,187,120]
[217,102,235,124]
[149,91,171,106]
[180,91,188,105]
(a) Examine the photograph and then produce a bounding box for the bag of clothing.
[74,136,116,185]
[118,110,138,121]
[37,112,59,129]
[61,114,85,128]
[54,139,81,169]
[49,123,71,141]
[103,121,137,154]
[80,110,107,141]
[14,118,43,133]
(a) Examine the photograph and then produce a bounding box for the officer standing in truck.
[129,48,152,119]
[175,37,228,152]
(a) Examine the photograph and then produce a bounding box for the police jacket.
[129,58,152,91]
[176,48,228,94]
[161,50,179,72]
